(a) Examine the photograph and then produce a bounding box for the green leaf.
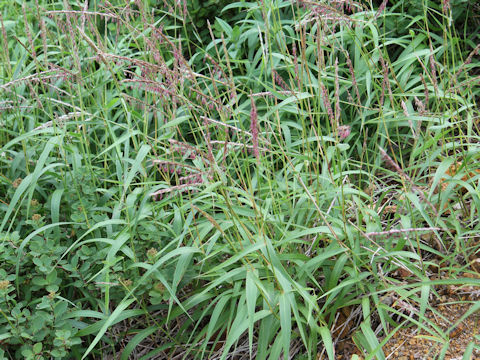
[16,222,73,292]
[279,292,291,358]
[361,321,385,360]
[81,298,135,359]
[319,326,334,360]
[120,327,157,360]
[220,310,270,360]
[1,135,63,232]
[215,17,232,37]
[33,342,42,353]
[50,188,65,238]
[246,268,258,355]
[92,130,142,160]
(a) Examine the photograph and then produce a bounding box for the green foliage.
[187,0,237,37]
[0,232,81,358]
[1,0,480,359]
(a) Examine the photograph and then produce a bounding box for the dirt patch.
[382,300,480,359]
[329,281,480,360]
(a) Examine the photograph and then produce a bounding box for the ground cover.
[0,0,479,359]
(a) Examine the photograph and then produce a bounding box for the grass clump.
[1,0,479,359]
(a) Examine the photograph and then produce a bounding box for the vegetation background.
[0,0,479,358]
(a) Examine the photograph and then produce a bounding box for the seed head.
[12,178,22,188]
[154,282,165,293]
[147,248,158,259]
[320,84,335,129]
[32,214,42,221]
[121,279,133,288]
[0,280,10,290]
[338,125,351,139]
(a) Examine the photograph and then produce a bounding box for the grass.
[0,0,479,359]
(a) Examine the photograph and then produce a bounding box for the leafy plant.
[1,0,479,359]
